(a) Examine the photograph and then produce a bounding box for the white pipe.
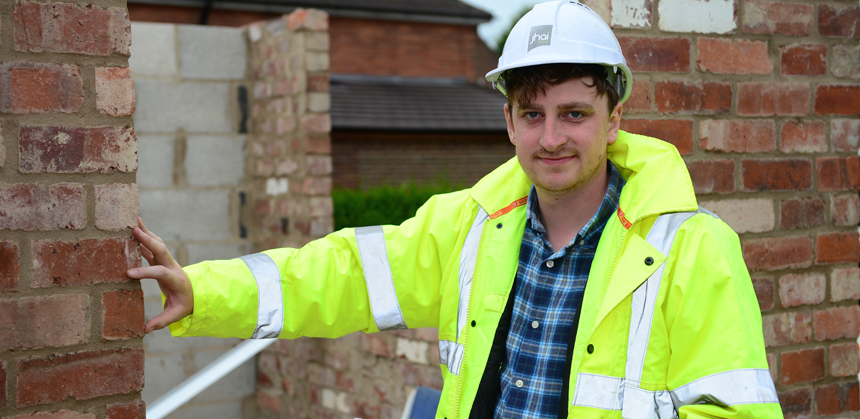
[146,338,276,419]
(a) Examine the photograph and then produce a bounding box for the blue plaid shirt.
[494,163,625,418]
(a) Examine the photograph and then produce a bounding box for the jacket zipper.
[453,218,490,419]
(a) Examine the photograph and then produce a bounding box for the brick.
[832,44,860,79]
[697,38,773,75]
[300,114,331,133]
[7,411,95,419]
[13,2,131,55]
[32,238,140,287]
[742,159,812,192]
[781,348,825,385]
[816,383,840,415]
[817,231,860,265]
[780,197,824,230]
[307,73,329,92]
[701,198,774,233]
[0,183,85,231]
[107,400,145,419]
[361,334,391,357]
[102,289,144,340]
[19,126,137,173]
[814,305,860,341]
[16,349,144,407]
[624,79,651,113]
[95,183,139,231]
[752,277,774,310]
[815,85,860,115]
[700,120,775,152]
[307,156,332,175]
[766,352,777,383]
[287,8,328,31]
[618,36,690,73]
[832,119,860,152]
[780,44,826,76]
[611,0,652,28]
[686,159,735,194]
[301,177,332,196]
[831,267,860,302]
[0,295,89,351]
[658,0,735,34]
[96,67,135,117]
[743,0,814,35]
[831,194,860,227]
[780,120,826,153]
[0,125,4,167]
[762,311,811,346]
[309,197,333,216]
[306,135,331,155]
[831,342,860,377]
[778,387,812,417]
[819,4,860,38]
[818,157,860,191]
[743,236,813,271]
[848,381,860,411]
[655,81,731,114]
[6,63,83,113]
[737,82,809,116]
[0,241,19,292]
[258,391,282,412]
[778,273,825,308]
[620,119,692,154]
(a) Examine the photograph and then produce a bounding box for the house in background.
[128,0,512,189]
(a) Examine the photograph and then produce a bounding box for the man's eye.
[567,111,583,118]
[525,112,541,119]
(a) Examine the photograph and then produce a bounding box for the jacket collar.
[469,130,699,222]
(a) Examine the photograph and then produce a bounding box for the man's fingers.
[133,227,176,267]
[127,264,174,282]
[140,246,155,266]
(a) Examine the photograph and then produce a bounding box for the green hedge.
[332,182,463,229]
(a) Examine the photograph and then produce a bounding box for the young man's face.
[504,77,622,196]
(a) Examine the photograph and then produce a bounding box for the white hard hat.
[486,0,633,104]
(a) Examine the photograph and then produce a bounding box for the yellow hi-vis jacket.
[171,131,783,419]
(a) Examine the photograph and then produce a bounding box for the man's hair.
[502,63,620,115]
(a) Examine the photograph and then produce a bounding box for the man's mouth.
[538,155,575,165]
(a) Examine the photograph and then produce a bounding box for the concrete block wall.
[0,1,144,418]
[129,22,256,419]
[605,0,860,415]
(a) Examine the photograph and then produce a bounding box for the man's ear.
[504,103,516,145]
[607,103,623,145]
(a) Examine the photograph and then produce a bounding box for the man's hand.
[127,217,194,334]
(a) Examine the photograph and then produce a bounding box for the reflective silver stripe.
[622,386,675,419]
[438,340,466,375]
[239,253,285,339]
[457,208,489,338]
[573,373,623,410]
[355,226,408,331]
[670,369,779,407]
[622,210,699,419]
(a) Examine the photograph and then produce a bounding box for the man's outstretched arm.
[127,217,194,334]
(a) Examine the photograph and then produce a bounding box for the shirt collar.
[526,161,625,250]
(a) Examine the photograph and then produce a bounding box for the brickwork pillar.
[610,0,860,415]
[0,1,143,418]
[245,9,334,252]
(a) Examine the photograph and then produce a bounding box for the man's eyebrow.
[558,101,595,111]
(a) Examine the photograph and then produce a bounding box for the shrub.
[333,181,463,229]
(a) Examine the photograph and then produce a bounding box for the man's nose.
[540,118,566,152]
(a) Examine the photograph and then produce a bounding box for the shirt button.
[546,260,554,268]
[531,320,539,329]
[579,240,585,246]
[515,380,524,388]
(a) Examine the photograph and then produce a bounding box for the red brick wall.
[613,0,860,416]
[332,131,513,189]
[0,1,143,418]
[329,17,494,82]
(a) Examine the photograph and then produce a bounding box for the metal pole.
[146,338,276,419]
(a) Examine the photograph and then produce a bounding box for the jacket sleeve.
[169,189,475,340]
[662,214,784,418]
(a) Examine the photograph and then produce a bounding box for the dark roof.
[129,0,492,23]
[331,75,508,131]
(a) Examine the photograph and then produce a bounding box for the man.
[130,1,783,418]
